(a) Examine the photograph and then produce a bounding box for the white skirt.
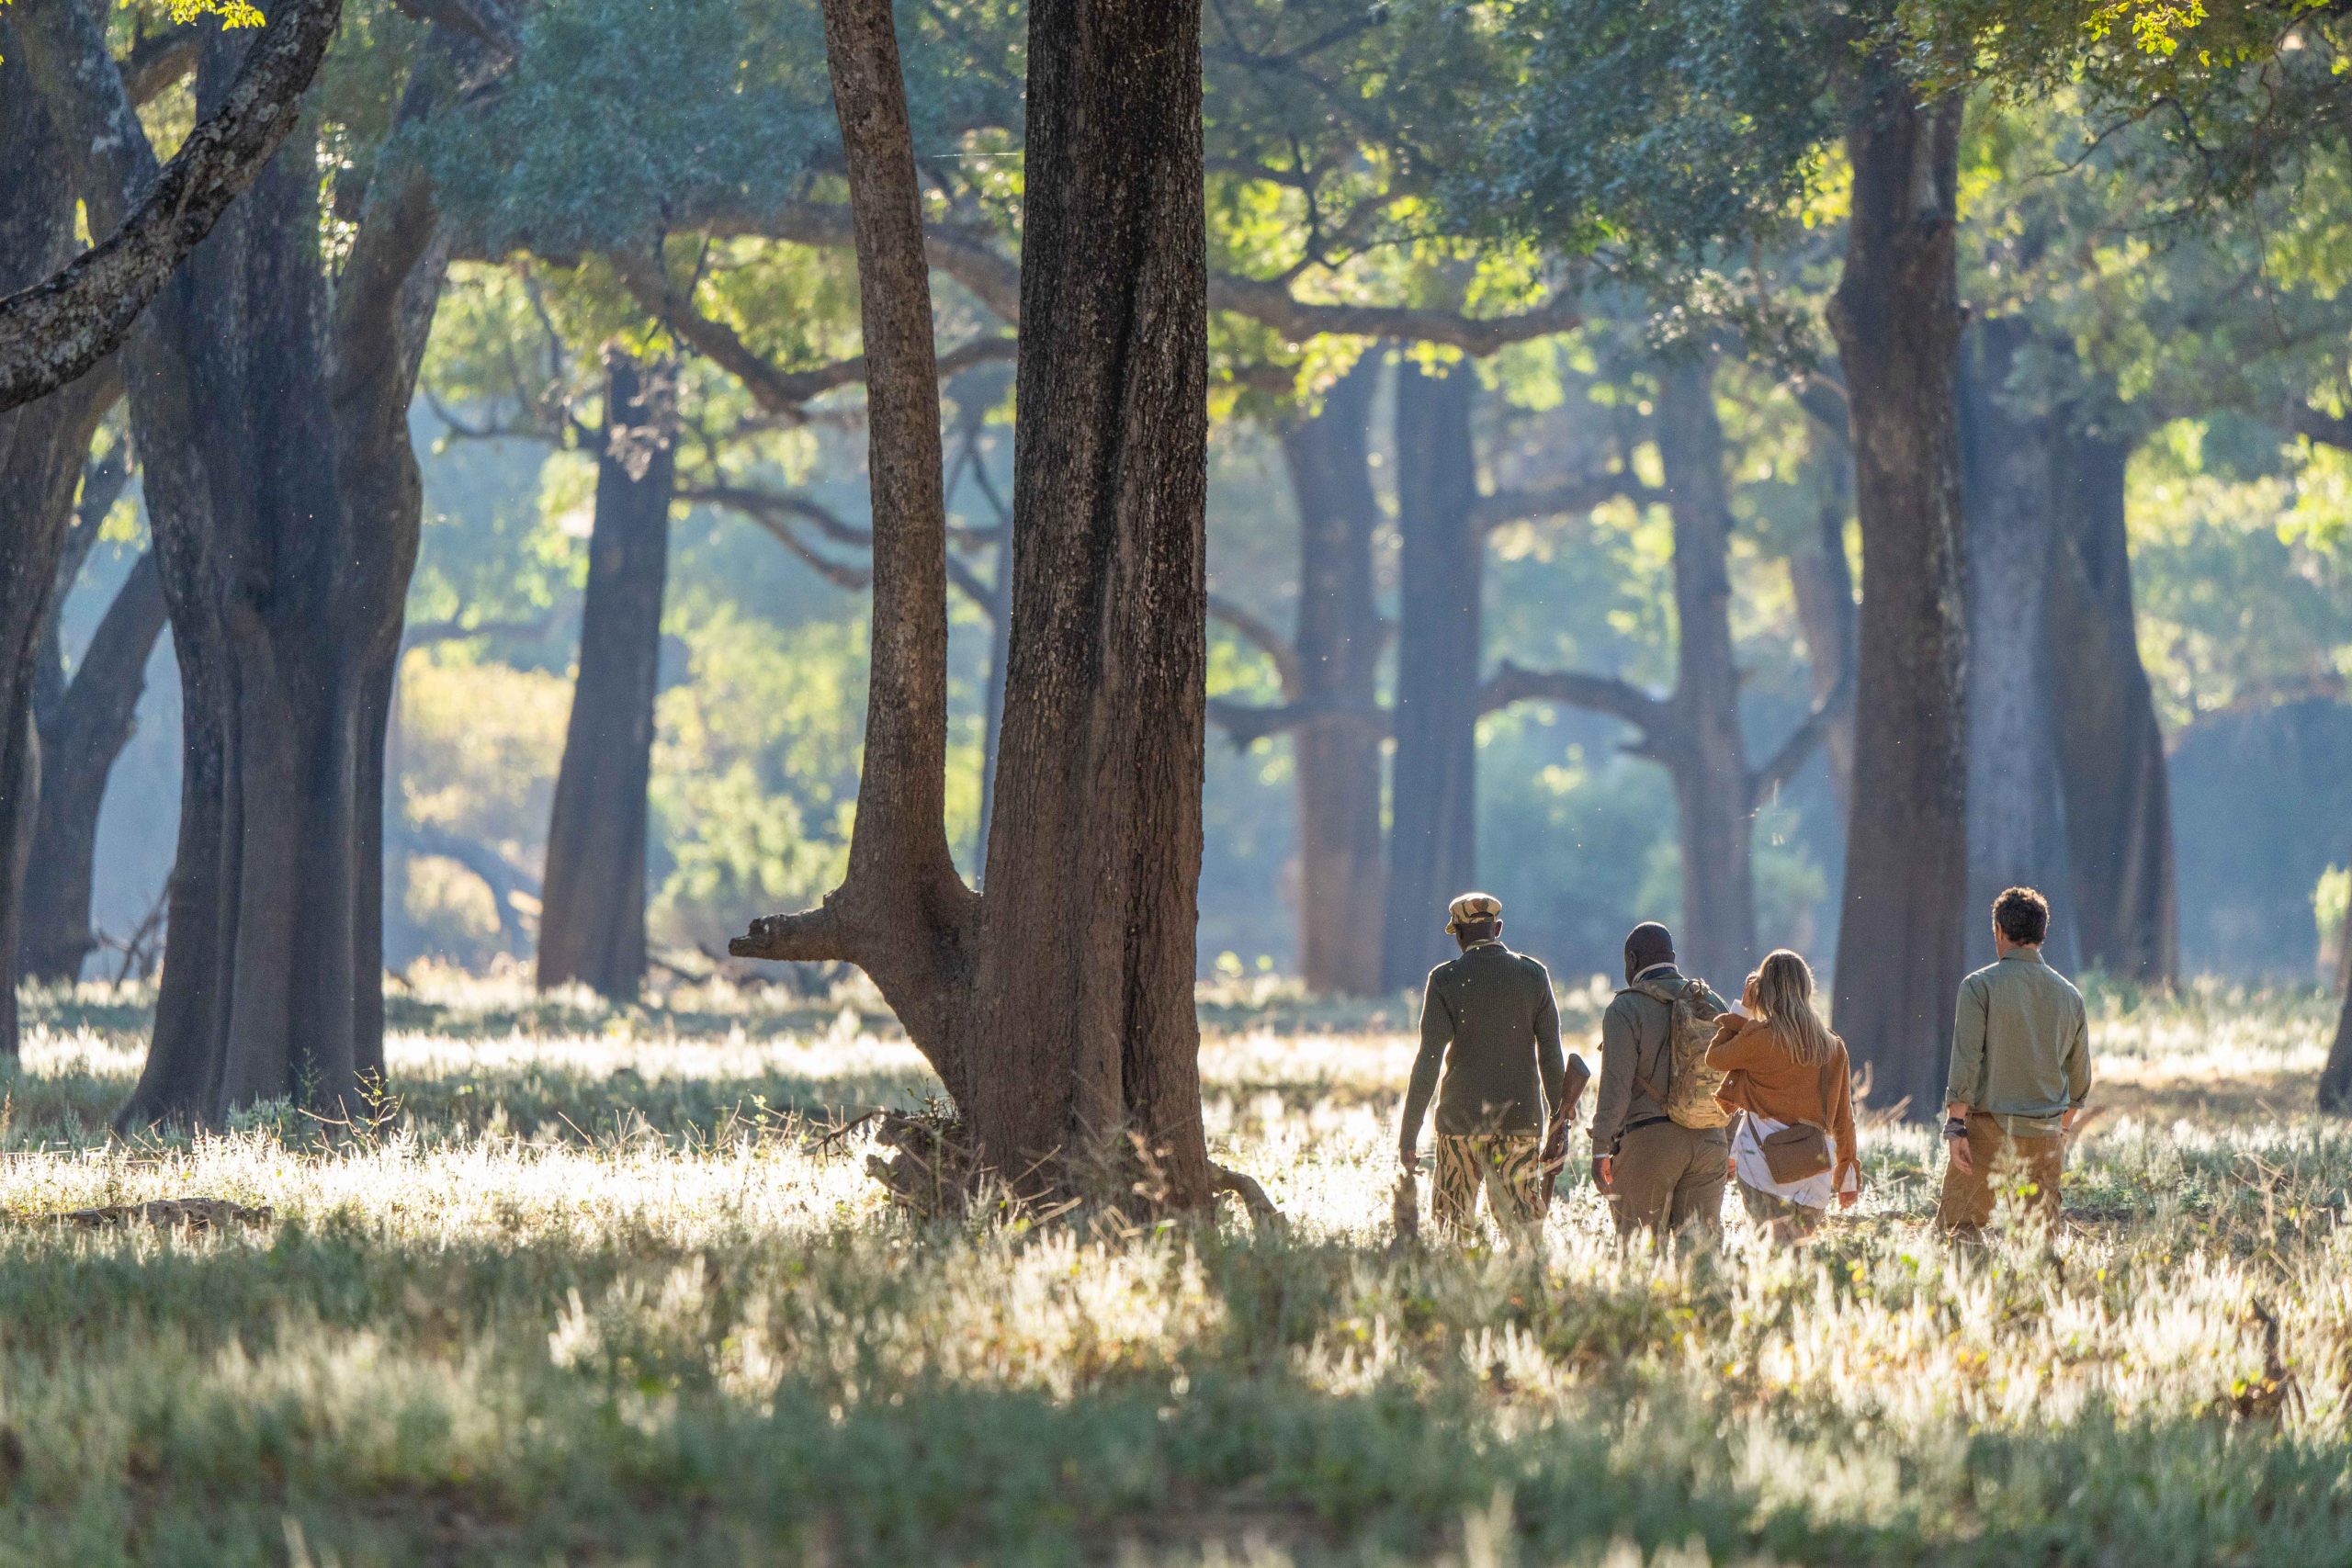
[1731,1112,1855,1210]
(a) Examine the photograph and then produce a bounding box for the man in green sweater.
[1939,886,2093,1232]
[1396,893,1583,1236]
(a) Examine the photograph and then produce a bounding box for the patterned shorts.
[1433,1133,1543,1233]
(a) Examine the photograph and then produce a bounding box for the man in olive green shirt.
[1939,886,2093,1231]
[1396,892,1581,1235]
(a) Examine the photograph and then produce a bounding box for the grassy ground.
[1,975,2347,1565]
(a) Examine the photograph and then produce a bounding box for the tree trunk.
[1789,437,1858,818]
[1379,357,1481,992]
[2322,889,2352,1112]
[1654,355,1757,987]
[537,351,678,1002]
[1959,318,2079,971]
[2047,413,2177,981]
[969,0,1211,1200]
[1283,356,1386,995]
[19,553,169,983]
[973,543,1013,876]
[0,83,117,1055]
[56,28,462,1125]
[733,0,1213,1208]
[1825,74,1971,1120]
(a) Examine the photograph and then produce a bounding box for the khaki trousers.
[1610,1120,1728,1238]
[1937,1112,2064,1233]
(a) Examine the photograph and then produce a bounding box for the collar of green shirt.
[1463,939,1503,953]
[1999,949,2048,965]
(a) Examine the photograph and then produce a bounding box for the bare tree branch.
[613,247,1014,423]
[0,0,346,411]
[707,199,1585,355]
[729,904,856,963]
[1205,694,1388,748]
[1207,593,1302,694]
[1746,672,1854,809]
[1479,660,1672,736]
[683,482,997,605]
[1471,471,1663,531]
[384,0,522,65]
[121,25,202,106]
[2284,401,2352,452]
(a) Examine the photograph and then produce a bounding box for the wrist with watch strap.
[1943,1114,1969,1140]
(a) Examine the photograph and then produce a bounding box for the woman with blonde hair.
[1705,948,1860,1240]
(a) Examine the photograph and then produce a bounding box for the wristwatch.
[1942,1115,1968,1140]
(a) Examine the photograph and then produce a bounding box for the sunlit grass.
[0,976,2346,1563]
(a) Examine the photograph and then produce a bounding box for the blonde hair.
[1750,948,1838,1067]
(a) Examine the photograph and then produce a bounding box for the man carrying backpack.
[1589,921,1733,1239]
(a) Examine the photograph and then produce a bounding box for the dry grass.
[0,974,2346,1564]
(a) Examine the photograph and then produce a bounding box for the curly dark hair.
[1992,886,2052,946]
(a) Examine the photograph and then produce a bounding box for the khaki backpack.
[1623,976,1731,1131]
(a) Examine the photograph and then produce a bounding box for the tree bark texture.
[0,0,343,412]
[1653,356,1758,987]
[733,0,1213,1207]
[0,82,118,1055]
[536,352,678,1002]
[1959,318,2079,972]
[17,15,467,1122]
[1282,357,1386,996]
[1379,357,1482,993]
[19,553,170,984]
[969,0,1211,1199]
[1825,74,1971,1120]
[2045,416,2177,981]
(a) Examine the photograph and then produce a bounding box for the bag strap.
[1620,977,1694,1105]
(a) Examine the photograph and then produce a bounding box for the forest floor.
[0,974,2346,1565]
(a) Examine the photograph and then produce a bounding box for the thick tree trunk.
[1283,357,1385,995]
[735,0,1212,1207]
[35,25,463,1124]
[1789,444,1858,818]
[1654,356,1757,987]
[1959,318,2078,971]
[537,352,677,1002]
[2046,416,2177,980]
[1379,358,1481,992]
[1825,76,1971,1120]
[0,84,116,1055]
[19,553,169,984]
[969,0,1211,1200]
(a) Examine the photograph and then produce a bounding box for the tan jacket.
[1705,1014,1860,1190]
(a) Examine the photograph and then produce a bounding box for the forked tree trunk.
[1283,357,1385,996]
[733,0,1213,1208]
[1654,356,1756,986]
[2046,415,2177,981]
[21,17,460,1122]
[1380,358,1481,992]
[1960,317,2078,971]
[19,553,169,983]
[0,84,119,1055]
[537,351,677,1001]
[1825,73,1970,1120]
